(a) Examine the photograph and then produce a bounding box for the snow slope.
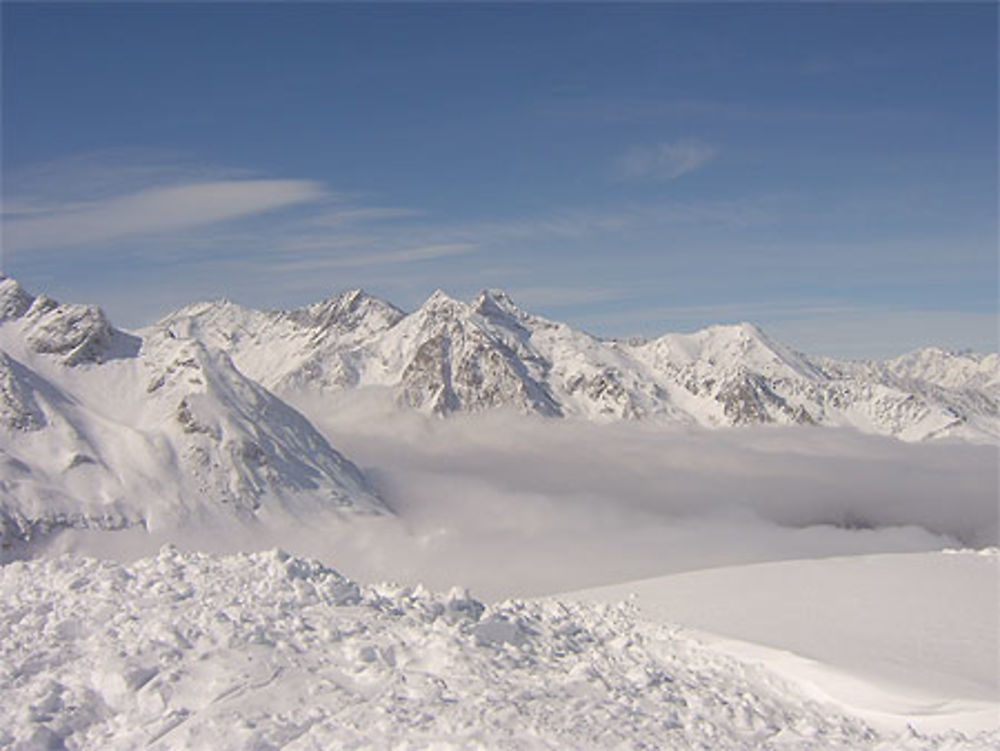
[0,278,384,554]
[2,546,994,750]
[155,287,1000,442]
[564,550,1000,736]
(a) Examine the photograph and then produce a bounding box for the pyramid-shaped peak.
[310,287,381,314]
[427,288,455,302]
[691,321,819,378]
[419,288,467,311]
[473,288,523,318]
[166,297,249,319]
[338,287,367,304]
[295,288,404,332]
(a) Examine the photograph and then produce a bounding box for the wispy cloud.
[507,286,624,309]
[279,409,996,597]
[422,196,777,247]
[268,243,479,273]
[798,50,892,77]
[4,179,326,253]
[308,207,425,228]
[614,138,718,180]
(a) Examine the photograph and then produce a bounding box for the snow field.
[564,551,1000,736]
[2,547,996,750]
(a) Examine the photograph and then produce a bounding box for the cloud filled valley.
[0,275,994,594]
[1,276,997,748]
[3,3,997,746]
[42,405,997,601]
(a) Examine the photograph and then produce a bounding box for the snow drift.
[1,546,994,750]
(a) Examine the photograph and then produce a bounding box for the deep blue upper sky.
[2,3,996,357]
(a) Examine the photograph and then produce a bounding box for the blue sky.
[2,3,996,357]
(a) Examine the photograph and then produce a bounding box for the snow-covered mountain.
[157,286,999,442]
[2,277,995,549]
[0,277,385,554]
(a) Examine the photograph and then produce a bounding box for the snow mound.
[1,548,993,750]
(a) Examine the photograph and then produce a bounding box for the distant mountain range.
[1,276,996,550]
[160,284,997,441]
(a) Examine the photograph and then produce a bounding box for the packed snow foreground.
[2,546,993,751]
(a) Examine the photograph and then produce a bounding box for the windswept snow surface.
[565,550,1000,736]
[2,546,995,750]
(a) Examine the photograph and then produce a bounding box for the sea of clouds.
[46,396,998,600]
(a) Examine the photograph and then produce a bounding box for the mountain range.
[161,284,997,440]
[1,276,996,550]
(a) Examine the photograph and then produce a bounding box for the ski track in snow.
[2,547,997,750]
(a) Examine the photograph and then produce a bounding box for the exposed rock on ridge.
[0,280,387,555]
[156,286,999,442]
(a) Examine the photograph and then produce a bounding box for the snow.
[147,282,1000,441]
[0,281,384,554]
[2,546,995,750]
[563,551,1000,736]
[1,277,998,748]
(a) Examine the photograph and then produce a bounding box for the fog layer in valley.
[48,393,998,600]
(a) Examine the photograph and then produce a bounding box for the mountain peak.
[702,321,767,341]
[426,288,456,303]
[0,279,121,366]
[339,288,366,305]
[734,321,765,337]
[0,276,34,322]
[296,288,404,334]
[418,289,467,314]
[473,289,524,320]
[13,283,992,441]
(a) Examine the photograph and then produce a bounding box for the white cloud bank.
[3,179,325,253]
[49,402,997,601]
[270,243,479,272]
[615,138,719,180]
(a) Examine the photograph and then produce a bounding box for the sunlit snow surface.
[2,546,995,750]
[566,550,1000,737]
